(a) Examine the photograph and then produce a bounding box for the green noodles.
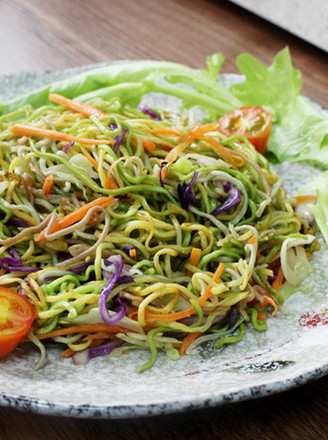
[0,94,319,371]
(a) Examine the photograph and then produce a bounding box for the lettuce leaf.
[230,47,328,167]
[299,173,328,244]
[0,59,242,118]
[1,48,328,170]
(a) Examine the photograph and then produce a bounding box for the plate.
[0,65,328,419]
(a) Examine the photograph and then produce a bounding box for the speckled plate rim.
[1,362,328,419]
[0,64,328,420]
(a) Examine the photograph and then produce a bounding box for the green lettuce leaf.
[1,48,328,170]
[299,172,328,244]
[0,59,242,119]
[230,47,328,167]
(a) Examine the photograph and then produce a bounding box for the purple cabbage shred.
[137,104,161,121]
[99,255,126,325]
[69,262,93,274]
[8,217,29,228]
[210,181,241,217]
[62,141,75,153]
[72,339,125,365]
[0,248,39,272]
[110,123,128,153]
[177,170,199,209]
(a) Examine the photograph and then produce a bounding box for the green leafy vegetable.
[0,60,242,119]
[1,47,328,169]
[299,172,328,244]
[231,47,328,167]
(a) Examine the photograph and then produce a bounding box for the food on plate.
[0,48,324,371]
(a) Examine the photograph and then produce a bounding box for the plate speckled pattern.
[0,65,328,419]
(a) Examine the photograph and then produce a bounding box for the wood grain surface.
[1,1,328,439]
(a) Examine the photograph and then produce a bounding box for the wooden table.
[1,0,328,439]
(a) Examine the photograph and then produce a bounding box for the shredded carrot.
[129,248,137,260]
[160,136,193,181]
[192,133,244,167]
[271,266,284,292]
[81,146,99,170]
[189,247,201,267]
[164,137,193,164]
[105,173,119,190]
[179,332,203,356]
[257,312,267,321]
[35,324,122,340]
[145,262,225,323]
[190,122,220,135]
[187,247,202,276]
[10,124,114,146]
[128,311,138,320]
[80,147,118,189]
[141,137,156,151]
[248,235,257,246]
[42,175,54,195]
[294,195,317,204]
[151,128,182,136]
[49,93,105,118]
[61,347,76,357]
[35,196,115,242]
[260,294,278,317]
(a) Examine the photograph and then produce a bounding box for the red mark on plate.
[299,310,328,327]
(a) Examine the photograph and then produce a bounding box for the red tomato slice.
[0,287,35,358]
[218,106,272,155]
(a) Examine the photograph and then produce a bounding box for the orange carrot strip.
[49,93,105,118]
[187,247,202,276]
[294,195,317,204]
[35,196,115,242]
[164,137,192,164]
[10,124,114,145]
[271,266,284,292]
[257,312,267,321]
[160,136,193,182]
[151,128,182,136]
[129,248,137,260]
[36,324,122,340]
[81,146,119,190]
[248,235,257,246]
[192,133,244,167]
[42,175,54,195]
[145,262,224,323]
[189,248,201,267]
[179,332,203,356]
[128,311,138,320]
[260,294,278,317]
[61,347,76,357]
[141,138,156,151]
[191,122,220,135]
[105,173,119,190]
[81,146,99,170]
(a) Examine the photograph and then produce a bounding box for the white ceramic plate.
[0,65,328,419]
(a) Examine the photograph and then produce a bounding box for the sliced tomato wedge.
[0,287,35,358]
[218,106,272,155]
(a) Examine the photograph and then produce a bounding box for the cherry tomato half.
[218,106,272,155]
[0,287,35,358]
